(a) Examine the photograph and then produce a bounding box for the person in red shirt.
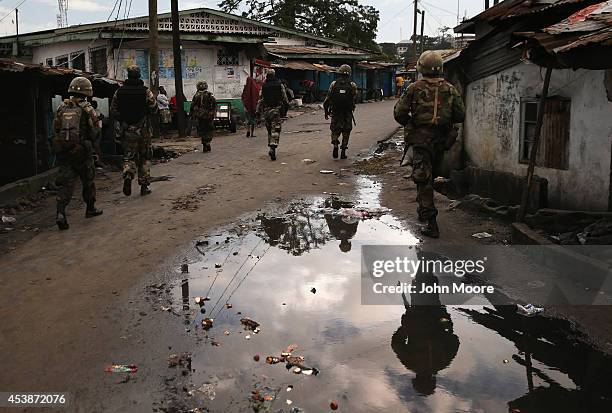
[242,76,261,138]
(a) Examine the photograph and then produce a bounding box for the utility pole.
[420,10,425,55]
[15,8,19,56]
[149,0,159,95]
[413,0,419,59]
[171,0,186,138]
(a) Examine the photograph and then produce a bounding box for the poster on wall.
[159,49,175,79]
[117,49,149,81]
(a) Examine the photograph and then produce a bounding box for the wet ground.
[150,177,612,413]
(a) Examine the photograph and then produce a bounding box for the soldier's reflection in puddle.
[391,252,460,395]
[325,213,358,253]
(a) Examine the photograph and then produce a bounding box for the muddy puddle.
[156,177,612,413]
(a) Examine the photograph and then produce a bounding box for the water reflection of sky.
[169,177,611,412]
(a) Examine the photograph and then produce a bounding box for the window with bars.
[217,48,239,66]
[55,55,69,68]
[71,51,85,71]
[45,58,53,67]
[520,97,570,170]
[89,47,107,75]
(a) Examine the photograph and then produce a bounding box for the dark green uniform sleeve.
[394,84,415,126]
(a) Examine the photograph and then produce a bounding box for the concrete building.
[0,7,364,112]
[448,0,612,212]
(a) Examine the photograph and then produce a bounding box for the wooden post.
[171,0,186,139]
[413,0,419,59]
[517,66,553,222]
[420,10,425,55]
[149,0,159,95]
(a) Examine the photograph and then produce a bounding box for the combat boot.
[421,218,440,239]
[85,202,103,218]
[123,177,132,196]
[56,203,69,231]
[341,148,348,159]
[333,145,339,159]
[269,146,277,161]
[140,184,152,196]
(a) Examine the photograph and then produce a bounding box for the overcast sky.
[0,0,486,41]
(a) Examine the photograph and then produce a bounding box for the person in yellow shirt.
[396,75,405,97]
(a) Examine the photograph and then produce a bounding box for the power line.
[0,0,26,24]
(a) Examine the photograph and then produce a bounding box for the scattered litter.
[293,367,302,374]
[250,386,279,412]
[245,335,251,340]
[225,303,233,309]
[286,399,293,405]
[330,400,339,410]
[281,162,287,165]
[161,306,172,312]
[472,232,493,239]
[254,354,260,362]
[319,170,335,174]
[211,341,221,347]
[303,159,317,164]
[195,296,209,306]
[286,385,293,392]
[224,330,231,336]
[2,215,16,224]
[167,353,192,368]
[241,317,260,330]
[266,356,281,365]
[215,263,223,269]
[195,383,216,401]
[233,251,239,256]
[503,359,510,364]
[311,288,317,294]
[202,318,214,330]
[105,364,137,373]
[516,303,544,317]
[196,240,209,247]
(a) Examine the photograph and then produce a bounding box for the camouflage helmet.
[127,65,141,79]
[197,80,208,91]
[417,51,444,76]
[68,76,93,97]
[339,64,352,76]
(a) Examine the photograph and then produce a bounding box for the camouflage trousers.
[330,111,353,148]
[412,146,442,221]
[197,119,214,144]
[264,107,283,147]
[55,146,96,207]
[122,132,152,186]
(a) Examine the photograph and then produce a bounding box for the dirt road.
[0,100,399,411]
[2,99,611,413]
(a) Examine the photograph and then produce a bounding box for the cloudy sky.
[0,0,485,41]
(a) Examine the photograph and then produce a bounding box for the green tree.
[218,0,380,49]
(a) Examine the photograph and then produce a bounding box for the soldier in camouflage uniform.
[324,64,358,159]
[111,65,158,197]
[191,80,217,152]
[53,77,103,230]
[394,51,465,238]
[257,69,288,161]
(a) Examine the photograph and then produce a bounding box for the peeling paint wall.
[464,62,612,211]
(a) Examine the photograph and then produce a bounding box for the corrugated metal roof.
[545,0,612,32]
[265,45,368,56]
[404,49,460,70]
[0,58,121,85]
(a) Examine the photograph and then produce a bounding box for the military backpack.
[192,91,216,121]
[53,103,84,153]
[329,77,355,113]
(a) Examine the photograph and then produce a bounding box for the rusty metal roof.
[456,0,598,32]
[545,0,612,32]
[0,58,121,85]
[265,45,369,56]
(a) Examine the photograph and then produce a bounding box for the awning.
[271,60,339,73]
